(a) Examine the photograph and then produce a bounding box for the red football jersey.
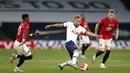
[80,19,89,36]
[98,17,119,39]
[16,21,30,42]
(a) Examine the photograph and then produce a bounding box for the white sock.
[15,67,19,69]
[72,52,79,64]
[15,55,17,58]
[61,60,72,67]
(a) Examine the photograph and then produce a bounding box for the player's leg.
[81,43,91,55]
[58,41,73,70]
[14,43,32,72]
[58,41,79,70]
[80,43,91,59]
[58,60,72,70]
[100,39,112,68]
[92,39,105,64]
[11,41,25,72]
[71,49,79,69]
[10,40,20,63]
[65,41,79,69]
[80,36,91,59]
[22,44,33,60]
[11,40,26,63]
[58,49,73,70]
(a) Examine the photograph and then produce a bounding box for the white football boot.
[14,67,24,72]
[100,63,106,68]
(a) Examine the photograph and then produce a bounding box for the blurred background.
[0,0,130,50]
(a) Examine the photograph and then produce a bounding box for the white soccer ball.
[80,63,89,71]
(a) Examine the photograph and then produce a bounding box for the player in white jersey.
[45,15,102,70]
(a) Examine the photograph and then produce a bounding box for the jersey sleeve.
[98,18,104,26]
[63,21,71,27]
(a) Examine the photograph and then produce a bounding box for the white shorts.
[14,40,31,56]
[99,38,112,49]
[79,35,90,44]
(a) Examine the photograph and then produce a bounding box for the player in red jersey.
[92,9,119,68]
[10,14,39,72]
[79,14,91,59]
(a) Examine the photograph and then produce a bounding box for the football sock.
[72,52,79,64]
[95,50,104,57]
[102,50,111,64]
[81,43,91,55]
[16,55,22,58]
[61,60,72,67]
[17,55,25,67]
[25,55,33,60]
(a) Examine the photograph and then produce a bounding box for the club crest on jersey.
[111,24,115,27]
[109,24,115,27]
[72,30,79,35]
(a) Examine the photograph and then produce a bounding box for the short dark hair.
[109,9,115,14]
[22,14,29,20]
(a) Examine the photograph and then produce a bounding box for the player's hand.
[115,35,118,40]
[95,35,102,40]
[33,32,39,36]
[18,42,25,47]
[97,35,102,38]
[45,25,50,29]
[18,39,26,47]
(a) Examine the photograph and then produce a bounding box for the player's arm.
[85,31,102,38]
[19,30,26,46]
[30,32,39,36]
[115,28,119,40]
[22,30,26,41]
[95,23,99,34]
[45,24,63,29]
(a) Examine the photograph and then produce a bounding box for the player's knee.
[74,50,79,53]
[99,48,105,52]
[106,46,111,50]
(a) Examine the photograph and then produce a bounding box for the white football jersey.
[63,21,87,44]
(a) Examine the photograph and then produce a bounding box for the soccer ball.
[80,63,88,71]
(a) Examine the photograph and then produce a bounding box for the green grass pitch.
[0,49,130,73]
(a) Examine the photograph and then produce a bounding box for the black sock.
[17,55,22,58]
[102,50,111,64]
[17,55,25,67]
[95,50,104,57]
[25,55,33,60]
[81,44,91,55]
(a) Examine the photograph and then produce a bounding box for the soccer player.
[10,14,39,72]
[45,15,102,70]
[79,14,91,59]
[92,9,119,68]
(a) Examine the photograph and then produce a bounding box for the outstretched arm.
[45,24,63,29]
[95,23,99,34]
[115,28,119,40]
[30,32,39,36]
[85,31,102,38]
